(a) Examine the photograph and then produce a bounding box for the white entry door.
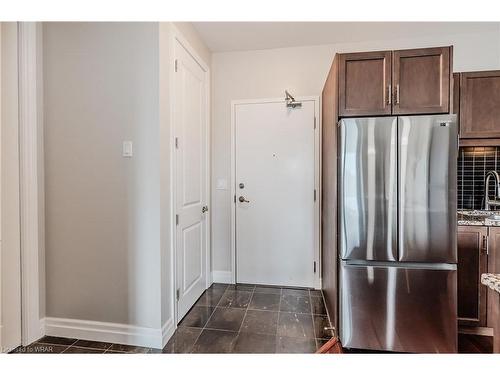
[234,99,318,288]
[174,39,209,321]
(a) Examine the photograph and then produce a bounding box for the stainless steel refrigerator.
[339,115,458,353]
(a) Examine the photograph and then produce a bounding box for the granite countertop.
[458,210,500,227]
[481,273,500,294]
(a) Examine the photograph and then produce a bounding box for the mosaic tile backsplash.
[458,146,500,210]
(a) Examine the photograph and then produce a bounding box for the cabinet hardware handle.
[396,84,400,104]
[387,84,392,105]
[482,235,489,254]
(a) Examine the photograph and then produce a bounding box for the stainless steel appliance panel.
[339,117,398,261]
[340,261,457,353]
[398,115,457,263]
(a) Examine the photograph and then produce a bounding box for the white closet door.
[174,39,209,321]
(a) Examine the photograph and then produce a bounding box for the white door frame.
[18,21,45,346]
[230,96,321,290]
[0,22,44,350]
[169,26,211,326]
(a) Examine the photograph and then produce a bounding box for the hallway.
[12,283,333,354]
[168,283,333,353]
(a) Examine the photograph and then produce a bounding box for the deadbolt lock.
[239,183,245,189]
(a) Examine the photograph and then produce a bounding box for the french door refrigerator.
[339,115,458,353]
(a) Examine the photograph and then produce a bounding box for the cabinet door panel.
[338,51,392,117]
[393,47,451,115]
[460,71,500,139]
[458,226,488,327]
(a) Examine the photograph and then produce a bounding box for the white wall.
[43,22,211,347]
[44,23,162,330]
[1,22,22,349]
[211,28,500,274]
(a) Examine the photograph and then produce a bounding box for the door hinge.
[313,261,317,273]
[176,214,179,225]
[314,117,317,129]
[234,195,236,203]
[175,137,179,149]
[174,59,178,72]
[314,189,317,201]
[176,289,180,300]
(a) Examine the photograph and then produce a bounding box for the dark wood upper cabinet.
[459,70,500,139]
[338,51,392,117]
[458,226,488,327]
[338,46,451,117]
[453,73,460,116]
[392,47,451,115]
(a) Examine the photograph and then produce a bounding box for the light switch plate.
[123,141,133,157]
[216,178,228,190]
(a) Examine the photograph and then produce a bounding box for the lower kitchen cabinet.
[458,225,500,329]
[487,227,500,329]
[458,226,488,327]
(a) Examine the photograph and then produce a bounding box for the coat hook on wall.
[285,90,302,108]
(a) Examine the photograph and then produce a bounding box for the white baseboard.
[212,270,233,284]
[44,317,165,349]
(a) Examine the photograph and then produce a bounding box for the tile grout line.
[230,285,256,352]
[189,283,229,353]
[275,287,283,343]
[187,284,323,353]
[60,340,78,354]
[71,340,113,352]
[310,289,321,349]
[301,290,313,342]
[237,285,254,334]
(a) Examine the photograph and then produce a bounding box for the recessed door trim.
[169,26,211,326]
[229,96,321,289]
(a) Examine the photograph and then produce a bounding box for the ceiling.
[192,22,500,52]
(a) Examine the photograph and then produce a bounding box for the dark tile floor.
[11,283,333,354]
[10,287,487,355]
[11,335,158,354]
[167,283,333,353]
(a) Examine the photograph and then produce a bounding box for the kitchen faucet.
[484,170,500,210]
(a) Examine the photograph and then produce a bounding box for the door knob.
[202,206,208,213]
[238,196,250,203]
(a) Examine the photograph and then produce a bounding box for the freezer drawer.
[398,115,457,263]
[340,261,457,353]
[339,117,398,261]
